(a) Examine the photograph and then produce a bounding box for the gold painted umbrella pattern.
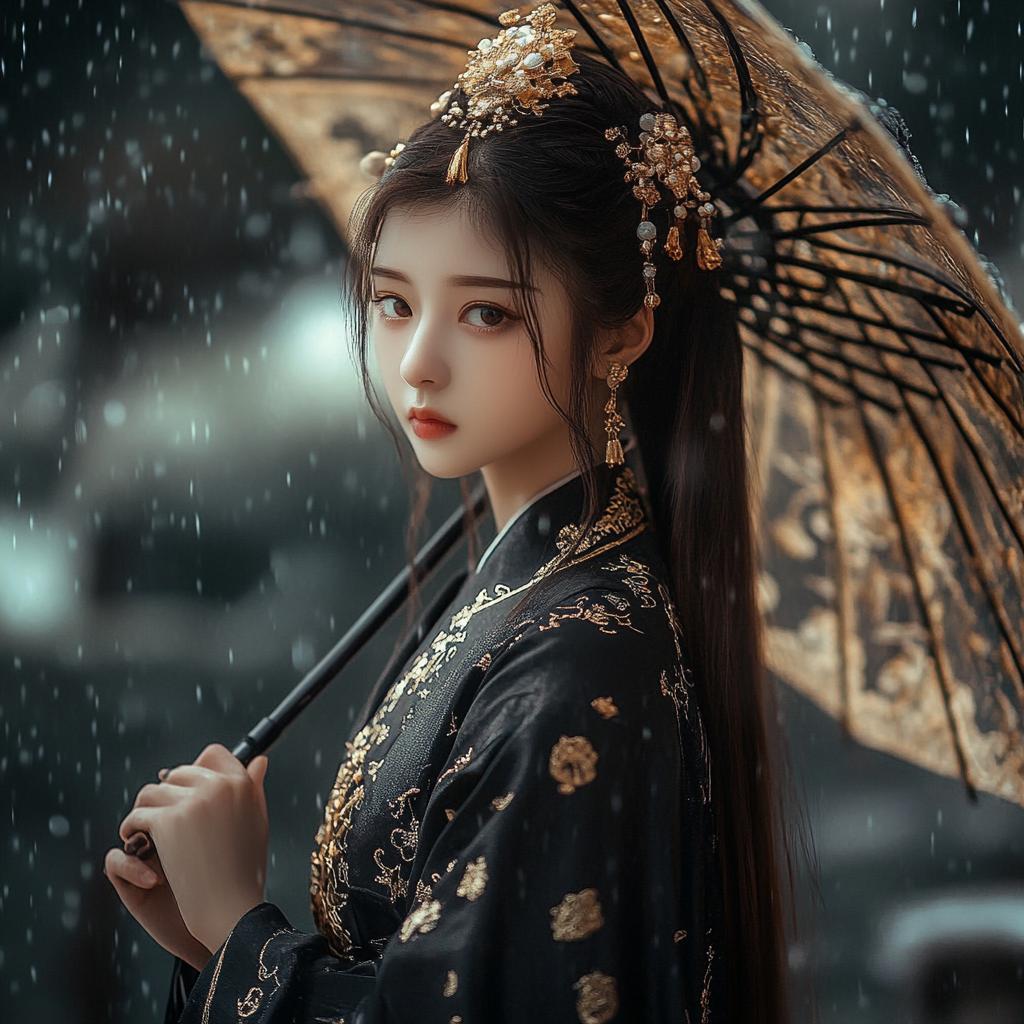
[179,0,1024,807]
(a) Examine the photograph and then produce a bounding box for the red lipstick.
[408,407,456,440]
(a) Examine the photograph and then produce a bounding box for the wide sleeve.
[352,608,704,1024]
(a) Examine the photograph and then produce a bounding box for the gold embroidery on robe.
[674,929,687,942]
[399,899,442,942]
[445,808,457,821]
[443,970,459,997]
[415,879,433,903]
[573,971,619,1024]
[591,697,619,719]
[200,929,232,1024]
[450,1017,463,1023]
[311,470,645,959]
[373,848,407,902]
[539,596,638,636]
[701,945,714,1024]
[456,856,488,901]
[237,987,262,1018]
[491,791,515,810]
[437,747,473,783]
[549,735,599,795]
[550,888,605,941]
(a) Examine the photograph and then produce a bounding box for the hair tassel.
[696,226,722,271]
[446,135,471,185]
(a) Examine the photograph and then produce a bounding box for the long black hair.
[346,53,790,1024]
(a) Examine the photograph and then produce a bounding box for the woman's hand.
[115,744,270,956]
[104,846,213,971]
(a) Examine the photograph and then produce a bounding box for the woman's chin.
[410,443,482,481]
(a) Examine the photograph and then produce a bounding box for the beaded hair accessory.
[606,112,722,307]
[434,4,579,185]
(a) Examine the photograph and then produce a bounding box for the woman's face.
[370,204,579,482]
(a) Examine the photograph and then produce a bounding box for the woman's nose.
[399,316,450,390]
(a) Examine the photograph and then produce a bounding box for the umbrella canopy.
[179,0,1024,807]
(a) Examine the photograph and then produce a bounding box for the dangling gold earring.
[604,363,628,467]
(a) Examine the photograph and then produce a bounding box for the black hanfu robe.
[179,467,723,1024]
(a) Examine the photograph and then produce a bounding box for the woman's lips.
[408,408,456,440]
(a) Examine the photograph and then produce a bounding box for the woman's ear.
[593,304,654,378]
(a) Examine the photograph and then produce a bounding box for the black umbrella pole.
[232,484,487,765]
[125,484,487,860]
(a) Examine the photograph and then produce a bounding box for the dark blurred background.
[1,1,1022,1022]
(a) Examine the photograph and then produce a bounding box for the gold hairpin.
[606,112,722,306]
[435,4,579,185]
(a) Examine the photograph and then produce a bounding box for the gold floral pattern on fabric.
[238,988,262,1018]
[456,856,488,901]
[443,970,459,997]
[373,847,407,902]
[549,735,599,795]
[605,553,658,608]
[234,929,286,1018]
[445,808,457,821]
[491,791,515,810]
[553,469,646,566]
[438,747,473,784]
[539,596,639,636]
[674,929,687,942]
[550,888,605,941]
[399,899,442,942]
[415,879,433,903]
[591,697,619,719]
[660,664,711,805]
[573,971,620,1024]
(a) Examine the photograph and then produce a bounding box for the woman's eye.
[464,305,509,328]
[377,296,412,319]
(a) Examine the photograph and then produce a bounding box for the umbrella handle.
[122,486,487,863]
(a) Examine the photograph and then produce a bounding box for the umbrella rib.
[855,290,1024,549]
[724,128,849,222]
[762,204,925,217]
[611,0,672,104]
[803,238,1023,371]
[774,332,940,400]
[650,0,710,96]
[814,402,854,735]
[921,305,1024,440]
[755,294,1002,364]
[187,0,483,51]
[752,336,901,412]
[558,0,628,75]
[698,0,762,181]
[897,388,1024,688]
[742,342,848,406]
[855,407,979,800]
[769,313,965,371]
[770,215,930,240]
[771,255,975,317]
[848,285,1024,687]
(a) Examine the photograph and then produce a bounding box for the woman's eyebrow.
[448,274,537,292]
[371,267,537,292]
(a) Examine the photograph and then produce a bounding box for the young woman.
[106,8,789,1022]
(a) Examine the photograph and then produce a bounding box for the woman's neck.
[480,426,581,530]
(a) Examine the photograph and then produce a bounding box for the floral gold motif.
[237,987,262,1018]
[591,697,619,719]
[456,856,489,901]
[443,970,459,997]
[398,899,442,942]
[549,735,599,795]
[573,971,619,1024]
[550,889,605,941]
[415,879,433,902]
[438,748,473,784]
[491,791,515,810]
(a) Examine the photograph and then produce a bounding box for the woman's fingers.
[105,847,160,889]
[194,742,243,773]
[158,764,218,788]
[246,755,269,787]
[118,805,161,844]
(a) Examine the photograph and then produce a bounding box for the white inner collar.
[474,466,583,574]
